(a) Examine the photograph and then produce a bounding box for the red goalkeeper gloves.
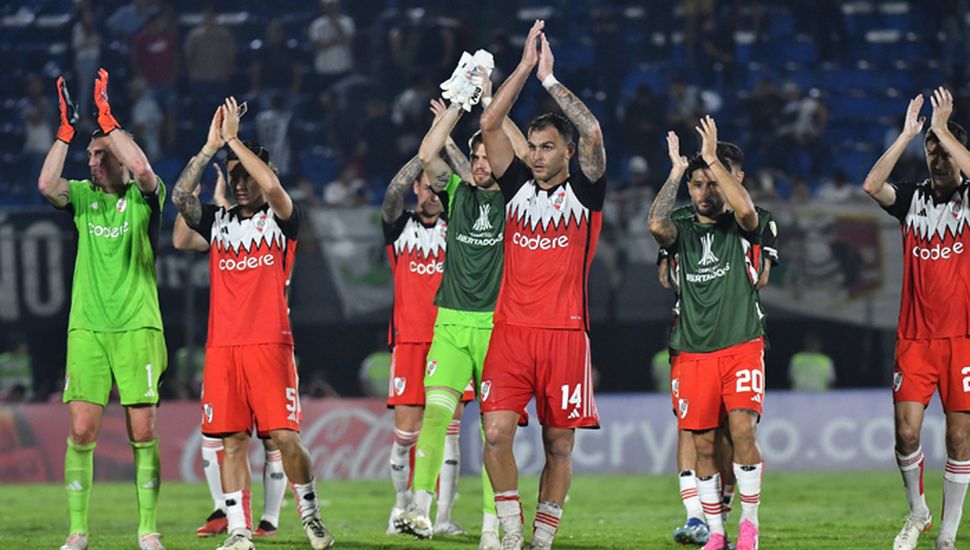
[94,67,120,134]
[56,76,79,144]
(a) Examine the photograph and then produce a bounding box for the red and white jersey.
[384,211,447,345]
[191,203,300,347]
[494,157,606,330]
[884,179,970,339]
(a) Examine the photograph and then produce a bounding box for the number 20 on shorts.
[736,369,764,394]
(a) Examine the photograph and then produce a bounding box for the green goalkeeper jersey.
[63,178,165,332]
[433,174,505,327]
[668,205,766,353]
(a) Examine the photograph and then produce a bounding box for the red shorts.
[481,323,599,429]
[201,344,300,436]
[894,336,970,411]
[673,338,765,431]
[387,343,474,407]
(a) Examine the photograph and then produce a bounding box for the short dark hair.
[926,121,968,147]
[686,141,746,179]
[226,140,270,163]
[527,113,575,145]
[468,130,484,153]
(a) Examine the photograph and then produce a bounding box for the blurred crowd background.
[0,0,961,403]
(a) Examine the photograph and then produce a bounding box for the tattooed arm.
[444,136,473,183]
[383,155,422,223]
[420,101,463,192]
[648,132,688,248]
[173,107,225,226]
[537,33,606,182]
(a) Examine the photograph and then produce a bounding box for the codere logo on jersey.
[88,220,130,239]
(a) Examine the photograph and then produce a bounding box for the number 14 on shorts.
[561,384,582,409]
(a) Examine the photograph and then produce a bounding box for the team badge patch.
[394,376,407,396]
[426,360,437,378]
[203,403,213,423]
[671,378,680,398]
[480,380,492,401]
[678,398,689,419]
[552,190,567,211]
[893,371,903,392]
[255,214,268,233]
[116,197,127,212]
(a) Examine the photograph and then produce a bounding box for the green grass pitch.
[0,471,963,549]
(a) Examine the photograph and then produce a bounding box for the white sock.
[679,469,704,521]
[224,490,250,537]
[435,421,462,524]
[262,448,286,527]
[293,478,320,521]
[532,500,562,546]
[482,511,498,534]
[940,457,970,540]
[201,435,224,512]
[697,474,724,535]
[390,428,418,509]
[896,447,931,518]
[734,462,762,527]
[415,489,434,517]
[495,490,523,535]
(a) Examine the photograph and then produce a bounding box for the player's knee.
[69,422,98,445]
[693,433,716,461]
[945,425,970,458]
[483,424,513,452]
[895,422,921,452]
[543,436,574,464]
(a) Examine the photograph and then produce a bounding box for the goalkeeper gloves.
[94,68,121,134]
[56,76,79,144]
[440,49,495,112]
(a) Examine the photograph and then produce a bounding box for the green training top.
[63,178,165,332]
[434,173,505,327]
[669,205,765,353]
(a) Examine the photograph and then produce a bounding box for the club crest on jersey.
[255,214,268,233]
[699,234,719,266]
[116,197,127,212]
[552,190,567,211]
[678,398,689,419]
[90,201,98,210]
[480,380,492,401]
[203,403,213,423]
[426,360,437,377]
[394,376,407,396]
[893,371,903,392]
[671,378,680,398]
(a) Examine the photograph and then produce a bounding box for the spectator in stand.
[619,85,664,172]
[129,78,163,159]
[744,78,782,167]
[249,20,304,104]
[20,74,53,189]
[788,332,836,392]
[185,5,236,124]
[816,169,864,202]
[255,94,293,177]
[323,165,368,207]
[356,96,399,182]
[665,76,702,143]
[72,3,101,127]
[0,334,32,402]
[106,0,156,43]
[386,8,458,80]
[776,83,828,178]
[131,6,178,154]
[308,0,355,92]
[698,15,736,86]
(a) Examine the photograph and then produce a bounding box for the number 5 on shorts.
[736,369,763,394]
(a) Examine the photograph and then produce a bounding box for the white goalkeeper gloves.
[440,49,495,112]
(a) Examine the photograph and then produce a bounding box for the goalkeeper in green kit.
[395,55,527,550]
[38,69,167,550]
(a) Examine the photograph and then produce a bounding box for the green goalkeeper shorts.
[425,322,493,397]
[64,328,167,406]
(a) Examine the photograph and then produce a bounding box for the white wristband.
[481,96,492,108]
[541,74,560,89]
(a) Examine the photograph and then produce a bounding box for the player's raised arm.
[173,106,225,227]
[536,32,606,181]
[37,76,77,208]
[697,115,758,231]
[929,86,970,177]
[173,177,209,251]
[481,20,544,179]
[863,95,925,207]
[382,155,422,224]
[93,68,158,194]
[649,131,689,248]
[427,98,474,183]
[420,98,464,192]
[222,96,294,220]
